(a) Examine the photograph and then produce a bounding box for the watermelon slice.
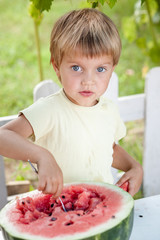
[0,182,134,240]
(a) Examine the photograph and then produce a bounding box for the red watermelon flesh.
[120,182,129,192]
[8,184,123,238]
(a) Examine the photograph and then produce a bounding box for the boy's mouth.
[79,91,93,97]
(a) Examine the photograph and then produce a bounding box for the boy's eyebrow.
[102,63,113,66]
[65,57,113,64]
[67,61,113,65]
[64,54,114,66]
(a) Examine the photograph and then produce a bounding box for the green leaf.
[99,0,105,5]
[87,1,99,8]
[92,2,98,8]
[134,1,148,25]
[148,45,160,64]
[155,0,160,8]
[105,0,117,8]
[30,0,54,12]
[28,2,43,25]
[149,0,159,17]
[141,0,146,6]
[122,17,137,43]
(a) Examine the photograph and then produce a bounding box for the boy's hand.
[116,166,143,196]
[112,143,143,197]
[36,151,63,198]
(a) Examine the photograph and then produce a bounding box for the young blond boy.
[0,8,143,198]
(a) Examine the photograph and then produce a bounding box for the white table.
[0,195,160,239]
[130,194,160,239]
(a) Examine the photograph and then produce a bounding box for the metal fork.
[28,159,67,212]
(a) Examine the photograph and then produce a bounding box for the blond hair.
[50,8,121,67]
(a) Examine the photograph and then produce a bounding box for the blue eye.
[97,67,105,73]
[72,65,81,72]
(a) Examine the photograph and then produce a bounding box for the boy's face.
[52,50,115,107]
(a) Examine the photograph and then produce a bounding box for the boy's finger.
[115,174,129,187]
[127,183,135,196]
[54,181,63,199]
[38,177,47,191]
[128,189,134,196]
[43,178,58,195]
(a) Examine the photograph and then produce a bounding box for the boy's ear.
[112,65,116,71]
[51,58,60,78]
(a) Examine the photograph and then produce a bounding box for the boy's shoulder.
[38,89,63,104]
[26,89,64,114]
[44,89,62,100]
[100,96,118,110]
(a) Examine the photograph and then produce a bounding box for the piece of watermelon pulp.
[120,181,129,192]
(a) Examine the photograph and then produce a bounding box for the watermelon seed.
[50,217,57,221]
[65,221,74,226]
[103,205,107,208]
[112,215,115,219]
[48,213,52,216]
[51,204,54,208]
[84,210,89,214]
[139,215,143,218]
[91,215,95,217]
[22,201,25,205]
[62,195,65,199]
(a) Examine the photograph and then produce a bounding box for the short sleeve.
[19,97,53,141]
[113,104,126,142]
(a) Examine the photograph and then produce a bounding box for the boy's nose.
[81,72,95,86]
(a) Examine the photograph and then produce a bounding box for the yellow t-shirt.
[21,89,126,184]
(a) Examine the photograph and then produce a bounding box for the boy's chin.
[76,99,98,107]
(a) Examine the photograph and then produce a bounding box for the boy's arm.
[0,115,63,198]
[112,143,143,196]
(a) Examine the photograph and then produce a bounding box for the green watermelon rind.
[0,182,134,240]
